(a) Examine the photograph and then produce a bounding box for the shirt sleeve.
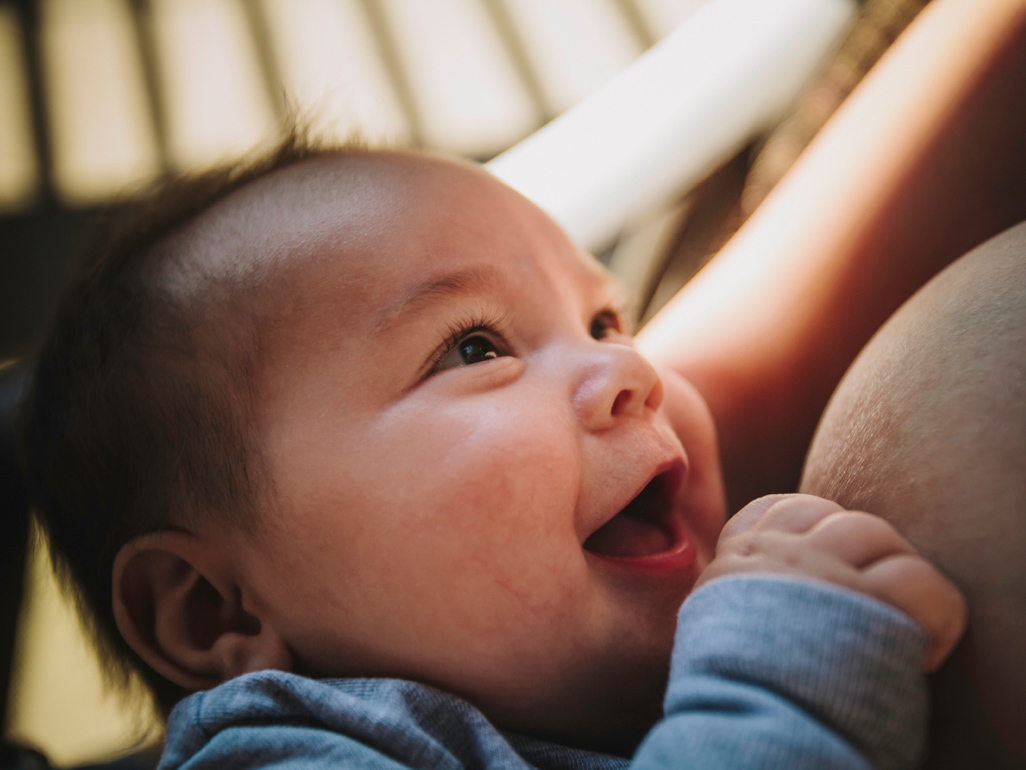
[630,575,929,770]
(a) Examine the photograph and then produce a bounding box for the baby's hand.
[697,494,967,672]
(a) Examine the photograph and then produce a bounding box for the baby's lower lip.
[587,525,696,574]
[583,461,693,572]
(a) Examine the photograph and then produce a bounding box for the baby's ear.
[112,531,292,691]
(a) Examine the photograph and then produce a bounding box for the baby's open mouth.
[583,467,683,558]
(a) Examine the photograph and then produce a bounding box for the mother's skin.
[640,0,1026,512]
[801,222,1026,768]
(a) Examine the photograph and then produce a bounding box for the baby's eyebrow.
[374,266,500,334]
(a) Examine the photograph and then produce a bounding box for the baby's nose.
[573,343,664,431]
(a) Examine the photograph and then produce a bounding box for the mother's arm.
[637,0,1026,511]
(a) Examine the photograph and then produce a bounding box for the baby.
[21,141,965,769]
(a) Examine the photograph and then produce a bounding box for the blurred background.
[0,0,926,766]
[1,0,703,362]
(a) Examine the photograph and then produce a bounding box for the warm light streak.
[380,0,539,157]
[487,0,856,252]
[501,0,641,114]
[0,7,39,211]
[151,0,278,171]
[260,0,409,145]
[42,0,159,205]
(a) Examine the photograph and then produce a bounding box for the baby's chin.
[484,673,666,755]
[464,624,675,749]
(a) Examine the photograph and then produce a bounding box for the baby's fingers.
[723,494,844,540]
[861,555,968,672]
[806,512,916,568]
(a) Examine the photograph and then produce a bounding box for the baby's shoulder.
[158,671,624,770]
[161,672,472,768]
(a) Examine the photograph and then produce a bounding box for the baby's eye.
[435,333,502,371]
[590,309,623,340]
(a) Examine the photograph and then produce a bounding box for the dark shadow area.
[1,208,98,361]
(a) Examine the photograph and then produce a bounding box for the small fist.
[697,494,967,672]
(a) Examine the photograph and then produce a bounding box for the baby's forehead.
[155,153,438,297]
[163,151,610,314]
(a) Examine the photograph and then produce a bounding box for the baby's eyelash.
[427,313,513,374]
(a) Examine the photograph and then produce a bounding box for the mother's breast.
[801,220,1026,768]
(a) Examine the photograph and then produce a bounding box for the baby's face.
[211,153,725,738]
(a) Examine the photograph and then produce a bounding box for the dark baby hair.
[17,131,363,717]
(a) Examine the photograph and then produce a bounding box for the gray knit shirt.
[159,576,928,770]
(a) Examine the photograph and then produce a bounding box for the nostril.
[611,389,633,417]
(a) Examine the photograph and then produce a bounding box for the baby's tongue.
[583,513,672,557]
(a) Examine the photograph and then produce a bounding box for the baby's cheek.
[380,394,580,556]
[657,368,726,561]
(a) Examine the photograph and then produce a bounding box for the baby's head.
[23,141,726,742]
